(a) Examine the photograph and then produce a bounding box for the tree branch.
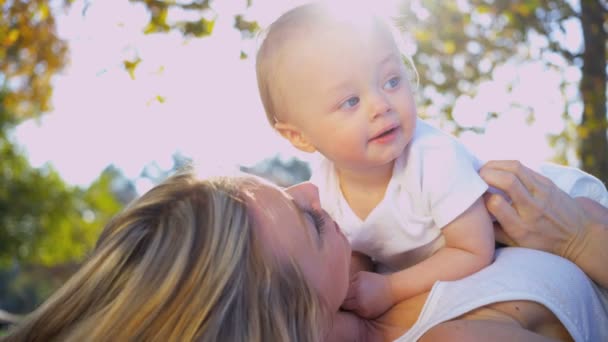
[0,309,21,325]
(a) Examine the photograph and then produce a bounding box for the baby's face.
[275,21,417,172]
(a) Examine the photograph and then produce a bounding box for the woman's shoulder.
[396,248,608,341]
[369,292,431,341]
[327,311,384,342]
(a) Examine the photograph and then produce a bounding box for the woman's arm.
[568,197,608,287]
[480,160,608,288]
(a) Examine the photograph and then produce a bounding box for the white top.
[396,247,608,342]
[310,119,487,270]
[536,162,608,207]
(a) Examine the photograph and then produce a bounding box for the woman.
[2,172,330,341]
[2,164,607,341]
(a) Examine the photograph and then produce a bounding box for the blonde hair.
[3,169,327,342]
[255,1,418,128]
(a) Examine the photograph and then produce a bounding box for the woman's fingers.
[482,160,538,195]
[480,166,535,210]
[483,193,522,236]
[492,222,518,246]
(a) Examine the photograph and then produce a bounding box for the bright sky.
[13,0,583,189]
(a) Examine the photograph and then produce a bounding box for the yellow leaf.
[38,3,50,21]
[512,3,533,17]
[4,29,20,46]
[477,5,491,14]
[444,40,456,54]
[123,57,142,80]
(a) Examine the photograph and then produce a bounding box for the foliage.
[0,0,71,121]
[136,0,607,183]
[0,263,68,314]
[130,0,259,59]
[131,0,215,36]
[131,0,259,36]
[0,99,122,266]
[241,155,311,187]
[395,1,577,123]
[0,91,122,313]
[396,0,607,181]
[0,0,123,267]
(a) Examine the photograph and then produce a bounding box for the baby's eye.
[340,96,360,110]
[383,76,401,90]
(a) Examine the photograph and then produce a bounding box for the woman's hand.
[480,160,608,287]
[479,160,589,256]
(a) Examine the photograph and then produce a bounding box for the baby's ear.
[274,122,316,153]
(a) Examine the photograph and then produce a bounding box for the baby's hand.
[341,271,394,319]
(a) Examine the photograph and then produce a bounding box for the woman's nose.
[287,182,321,207]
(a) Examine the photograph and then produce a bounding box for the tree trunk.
[579,0,608,184]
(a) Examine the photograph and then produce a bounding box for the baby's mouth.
[371,126,398,141]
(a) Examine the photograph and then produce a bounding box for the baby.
[256,2,494,319]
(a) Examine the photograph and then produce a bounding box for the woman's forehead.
[239,176,288,203]
[242,179,296,228]
[243,180,318,254]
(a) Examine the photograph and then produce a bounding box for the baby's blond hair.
[255,1,417,128]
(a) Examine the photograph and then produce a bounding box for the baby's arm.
[343,198,494,319]
[350,251,374,276]
[389,197,495,301]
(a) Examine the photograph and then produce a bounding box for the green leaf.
[182,18,215,37]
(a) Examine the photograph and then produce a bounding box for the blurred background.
[0,0,606,329]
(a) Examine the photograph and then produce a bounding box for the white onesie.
[311,118,608,271]
[310,119,487,271]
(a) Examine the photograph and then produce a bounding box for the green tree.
[0,0,123,266]
[1,0,70,119]
[0,93,122,266]
[136,0,607,183]
[395,0,606,182]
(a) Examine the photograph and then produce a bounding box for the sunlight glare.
[12,0,578,188]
